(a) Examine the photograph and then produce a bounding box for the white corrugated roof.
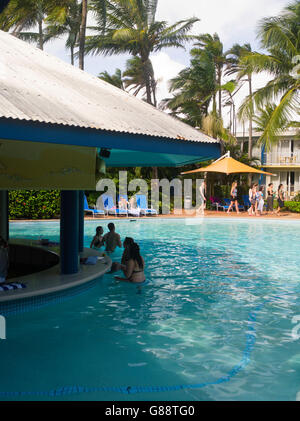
[0,30,218,144]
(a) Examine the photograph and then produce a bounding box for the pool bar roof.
[0,29,220,170]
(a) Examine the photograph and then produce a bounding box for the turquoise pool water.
[1,218,300,401]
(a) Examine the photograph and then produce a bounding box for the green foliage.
[292,192,300,202]
[9,190,60,219]
[283,201,300,213]
[238,1,300,148]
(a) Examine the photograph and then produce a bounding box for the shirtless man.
[102,223,122,252]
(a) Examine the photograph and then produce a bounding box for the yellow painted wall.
[0,139,97,189]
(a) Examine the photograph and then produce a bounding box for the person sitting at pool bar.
[102,222,122,252]
[115,242,145,283]
[110,237,135,272]
[90,226,104,249]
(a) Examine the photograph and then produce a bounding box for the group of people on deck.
[228,181,285,216]
[90,223,145,284]
[247,182,284,216]
[197,180,286,216]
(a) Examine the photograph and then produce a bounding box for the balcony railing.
[263,153,300,166]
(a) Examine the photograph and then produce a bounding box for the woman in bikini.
[276,184,285,215]
[266,183,274,214]
[90,226,104,249]
[110,237,135,273]
[227,181,240,214]
[115,242,145,283]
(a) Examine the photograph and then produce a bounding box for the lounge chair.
[242,195,252,211]
[223,198,244,212]
[136,194,158,215]
[84,195,105,218]
[210,196,225,211]
[101,194,128,216]
[118,195,142,217]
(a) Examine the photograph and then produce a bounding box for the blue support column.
[60,190,79,274]
[0,191,9,241]
[78,190,84,253]
[259,144,266,186]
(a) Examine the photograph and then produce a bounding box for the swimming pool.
[0,218,300,401]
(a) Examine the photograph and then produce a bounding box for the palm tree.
[161,52,216,127]
[98,68,125,89]
[86,0,199,106]
[238,1,300,151]
[86,0,198,180]
[45,0,81,65]
[192,33,227,119]
[0,0,73,50]
[226,43,254,158]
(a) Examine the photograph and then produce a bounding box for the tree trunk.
[218,67,222,119]
[145,74,152,105]
[248,74,253,186]
[70,44,74,66]
[79,0,88,70]
[38,18,43,50]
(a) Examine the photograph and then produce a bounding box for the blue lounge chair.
[118,195,142,217]
[223,198,244,212]
[101,194,128,216]
[242,195,251,211]
[136,194,158,215]
[84,195,105,218]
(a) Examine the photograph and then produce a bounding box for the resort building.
[236,128,299,199]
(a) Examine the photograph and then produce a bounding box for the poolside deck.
[0,239,112,303]
[13,210,299,222]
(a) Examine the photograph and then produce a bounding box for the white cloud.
[151,52,185,101]
[156,0,289,49]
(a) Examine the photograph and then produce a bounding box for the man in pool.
[102,223,122,252]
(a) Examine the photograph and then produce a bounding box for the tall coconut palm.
[161,53,216,127]
[238,1,300,151]
[45,0,81,65]
[86,0,199,106]
[86,0,198,180]
[98,68,125,89]
[226,43,254,159]
[192,33,227,119]
[0,0,72,50]
[123,55,157,102]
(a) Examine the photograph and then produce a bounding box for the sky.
[45,0,290,130]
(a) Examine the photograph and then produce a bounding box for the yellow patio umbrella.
[181,152,276,176]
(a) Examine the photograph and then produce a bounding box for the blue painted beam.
[78,191,84,253]
[0,118,220,164]
[0,191,9,242]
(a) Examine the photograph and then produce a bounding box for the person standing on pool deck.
[102,223,122,252]
[227,181,240,214]
[197,180,206,215]
[266,183,274,214]
[250,183,258,216]
[276,184,285,215]
[257,186,265,216]
[248,183,254,215]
